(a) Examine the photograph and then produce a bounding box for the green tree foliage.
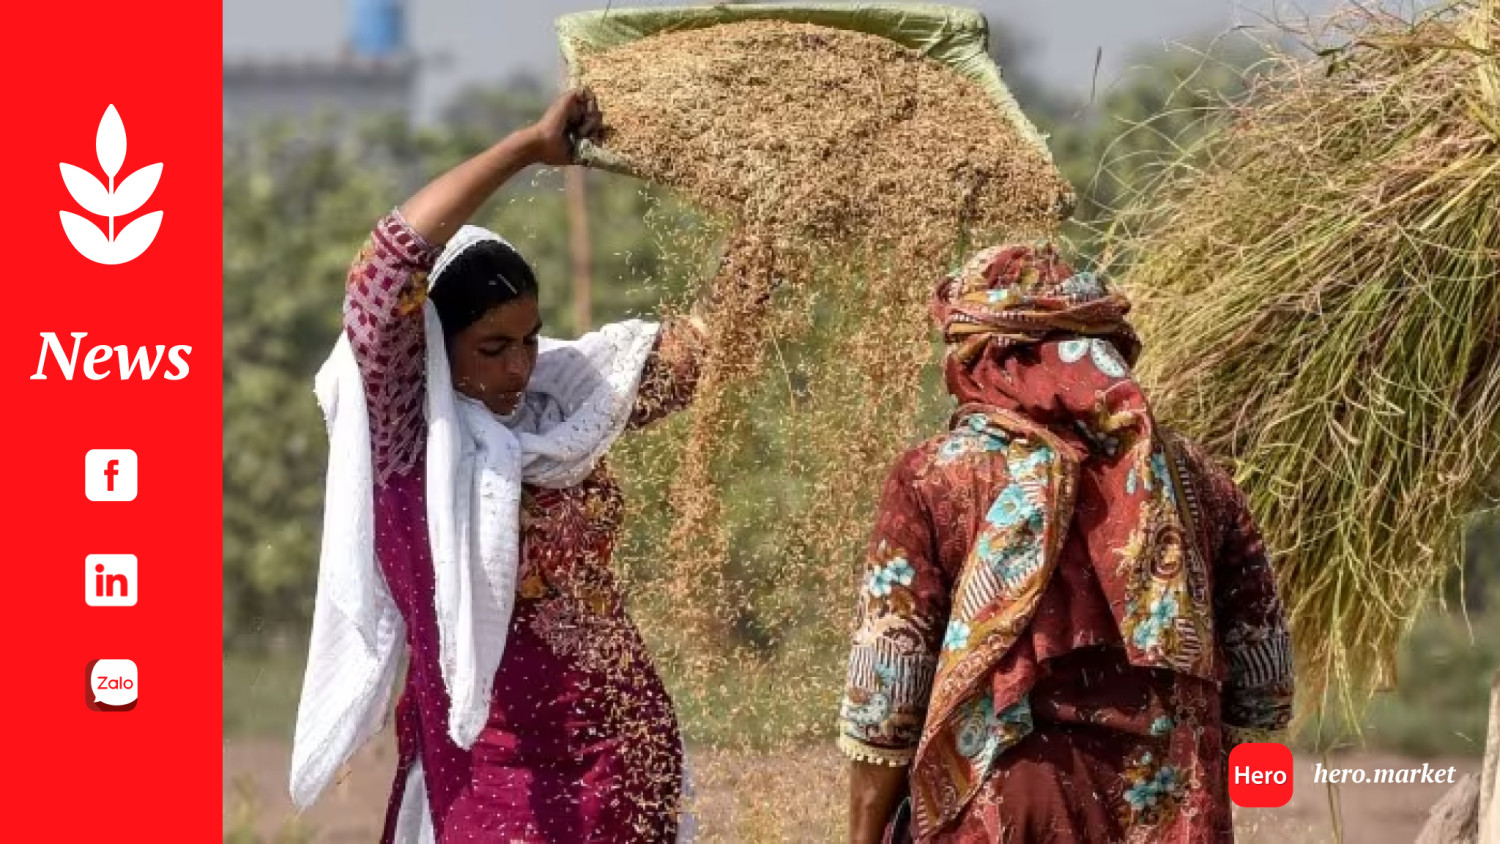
[224,30,1498,754]
[442,72,551,142]
[223,131,396,645]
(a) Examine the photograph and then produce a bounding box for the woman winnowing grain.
[840,245,1295,844]
[288,89,709,842]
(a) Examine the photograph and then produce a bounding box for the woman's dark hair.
[429,240,539,339]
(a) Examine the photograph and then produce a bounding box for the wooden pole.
[1480,670,1499,844]
[1418,669,1499,843]
[560,61,592,334]
[1417,775,1481,844]
[565,166,593,334]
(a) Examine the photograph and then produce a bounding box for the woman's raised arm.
[399,89,601,246]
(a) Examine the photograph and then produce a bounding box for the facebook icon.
[85,449,138,501]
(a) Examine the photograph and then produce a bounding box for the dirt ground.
[224,731,1479,842]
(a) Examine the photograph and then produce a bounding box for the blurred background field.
[222,1,1495,840]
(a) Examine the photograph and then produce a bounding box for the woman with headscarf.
[288,90,706,841]
[839,244,1295,843]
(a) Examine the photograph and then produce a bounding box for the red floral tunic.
[343,211,704,842]
[839,415,1293,843]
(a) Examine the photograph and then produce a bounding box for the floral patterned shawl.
[908,244,1218,836]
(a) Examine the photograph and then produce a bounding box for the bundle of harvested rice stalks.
[1109,0,1500,725]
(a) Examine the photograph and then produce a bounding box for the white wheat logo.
[59,105,163,265]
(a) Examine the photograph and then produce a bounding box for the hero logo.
[59,104,163,265]
[29,332,192,381]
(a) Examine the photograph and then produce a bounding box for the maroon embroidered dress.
[344,212,702,842]
[838,245,1294,843]
[841,423,1292,842]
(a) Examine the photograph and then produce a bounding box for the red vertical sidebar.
[1,1,222,838]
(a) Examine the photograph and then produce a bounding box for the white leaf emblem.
[59,164,112,216]
[59,104,163,265]
[60,211,164,266]
[96,105,126,179]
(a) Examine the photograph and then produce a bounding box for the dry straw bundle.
[1111,0,1500,724]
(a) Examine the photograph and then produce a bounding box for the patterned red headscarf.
[932,242,1140,409]
[910,244,1216,837]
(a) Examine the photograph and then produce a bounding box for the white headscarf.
[289,225,660,819]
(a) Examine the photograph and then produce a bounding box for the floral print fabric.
[839,427,1292,842]
[839,243,1293,842]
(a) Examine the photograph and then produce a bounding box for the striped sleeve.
[1211,472,1295,749]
